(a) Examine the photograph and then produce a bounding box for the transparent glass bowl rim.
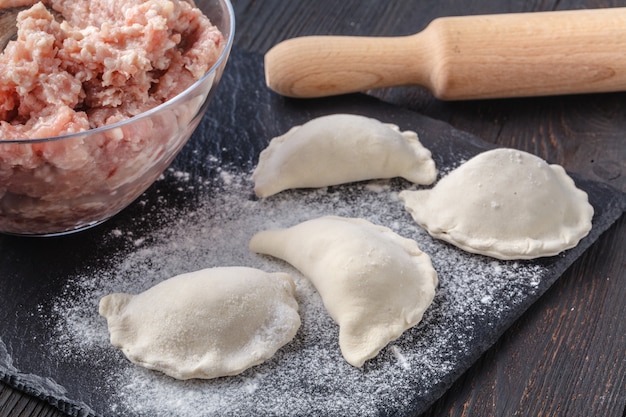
[0,0,236,145]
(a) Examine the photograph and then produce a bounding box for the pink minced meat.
[0,0,224,136]
[0,0,225,234]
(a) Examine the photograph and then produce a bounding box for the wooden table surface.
[1,1,624,416]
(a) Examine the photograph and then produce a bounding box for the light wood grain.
[265,8,626,99]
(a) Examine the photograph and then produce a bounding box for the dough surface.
[253,114,437,197]
[249,216,438,367]
[99,267,301,380]
[399,148,594,260]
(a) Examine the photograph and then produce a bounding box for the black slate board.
[1,49,625,417]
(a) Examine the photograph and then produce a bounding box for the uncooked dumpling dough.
[249,216,438,367]
[99,267,301,380]
[253,114,437,197]
[399,148,594,260]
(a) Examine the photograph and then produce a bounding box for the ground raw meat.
[0,0,225,234]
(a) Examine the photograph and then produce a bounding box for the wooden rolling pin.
[264,8,626,100]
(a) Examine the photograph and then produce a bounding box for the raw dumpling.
[249,216,438,367]
[252,114,437,197]
[399,148,594,260]
[99,267,301,380]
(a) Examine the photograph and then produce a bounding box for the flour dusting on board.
[49,163,547,417]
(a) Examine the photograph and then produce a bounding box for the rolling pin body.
[264,8,626,99]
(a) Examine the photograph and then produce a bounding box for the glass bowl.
[0,0,235,236]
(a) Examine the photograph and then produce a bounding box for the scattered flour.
[48,163,547,417]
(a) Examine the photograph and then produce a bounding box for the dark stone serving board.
[1,49,625,417]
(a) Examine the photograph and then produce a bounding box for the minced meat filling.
[0,0,224,138]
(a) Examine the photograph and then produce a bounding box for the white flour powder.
[49,163,547,417]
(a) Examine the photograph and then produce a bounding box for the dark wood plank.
[0,384,66,417]
[2,0,625,416]
[232,0,625,192]
[373,91,626,192]
[420,213,626,417]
